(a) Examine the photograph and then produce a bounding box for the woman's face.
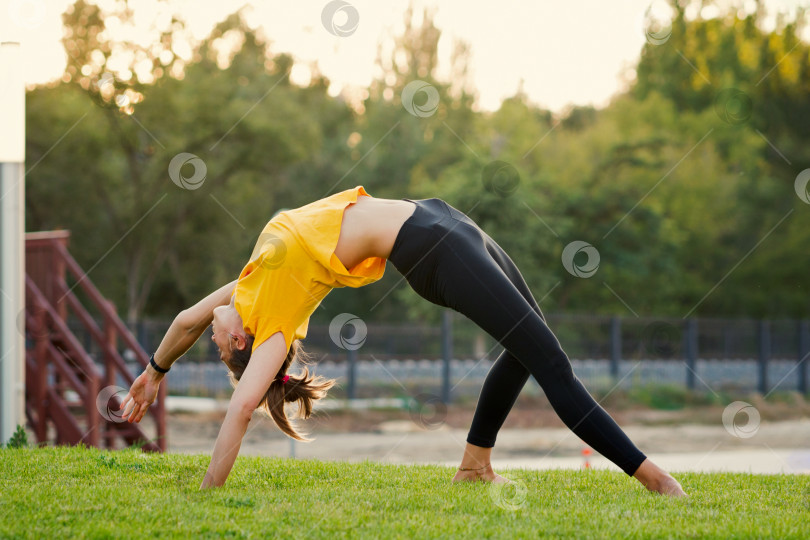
[211,297,245,366]
[211,307,232,364]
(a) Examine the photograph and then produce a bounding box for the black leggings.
[388,198,647,476]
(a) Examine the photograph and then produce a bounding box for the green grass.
[0,446,808,539]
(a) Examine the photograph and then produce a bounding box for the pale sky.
[1,0,807,112]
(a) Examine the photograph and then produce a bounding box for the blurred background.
[6,0,810,473]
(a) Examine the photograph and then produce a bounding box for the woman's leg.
[390,202,536,453]
[433,221,649,477]
[466,233,544,448]
[388,200,684,493]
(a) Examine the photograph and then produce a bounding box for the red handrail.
[25,276,100,448]
[55,281,132,382]
[52,241,151,367]
[26,277,100,389]
[49,240,167,449]
[24,231,166,452]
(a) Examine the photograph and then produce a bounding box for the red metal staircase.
[22,231,166,452]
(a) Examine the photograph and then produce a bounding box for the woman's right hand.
[114,281,237,424]
[119,369,162,423]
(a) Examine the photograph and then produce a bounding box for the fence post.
[609,317,621,382]
[441,310,453,404]
[758,319,770,394]
[799,320,809,395]
[346,348,357,401]
[684,318,698,390]
[0,40,26,448]
[136,320,146,351]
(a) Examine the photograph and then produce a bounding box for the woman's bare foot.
[451,463,509,484]
[650,474,687,497]
[633,458,687,497]
[452,442,508,483]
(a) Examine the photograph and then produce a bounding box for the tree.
[27,2,347,322]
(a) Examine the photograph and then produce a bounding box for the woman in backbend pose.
[121,186,685,496]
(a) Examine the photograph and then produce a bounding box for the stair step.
[24,233,163,453]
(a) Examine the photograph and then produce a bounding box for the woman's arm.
[153,279,239,371]
[200,332,288,489]
[120,279,238,423]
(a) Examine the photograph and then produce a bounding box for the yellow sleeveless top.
[233,186,386,353]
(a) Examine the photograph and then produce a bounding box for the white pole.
[0,40,26,445]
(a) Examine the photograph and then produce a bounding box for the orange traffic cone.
[582,446,592,469]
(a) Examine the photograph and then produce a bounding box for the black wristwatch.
[149,353,170,374]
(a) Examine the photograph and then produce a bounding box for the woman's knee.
[508,328,576,381]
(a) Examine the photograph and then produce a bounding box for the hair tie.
[282,374,290,384]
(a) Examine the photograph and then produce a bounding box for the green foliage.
[1,446,809,538]
[4,425,29,449]
[24,0,810,324]
[626,384,719,410]
[95,452,145,471]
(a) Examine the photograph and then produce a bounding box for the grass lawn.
[0,446,808,539]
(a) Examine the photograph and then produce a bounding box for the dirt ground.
[163,398,810,474]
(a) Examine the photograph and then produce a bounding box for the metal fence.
[72,314,809,401]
